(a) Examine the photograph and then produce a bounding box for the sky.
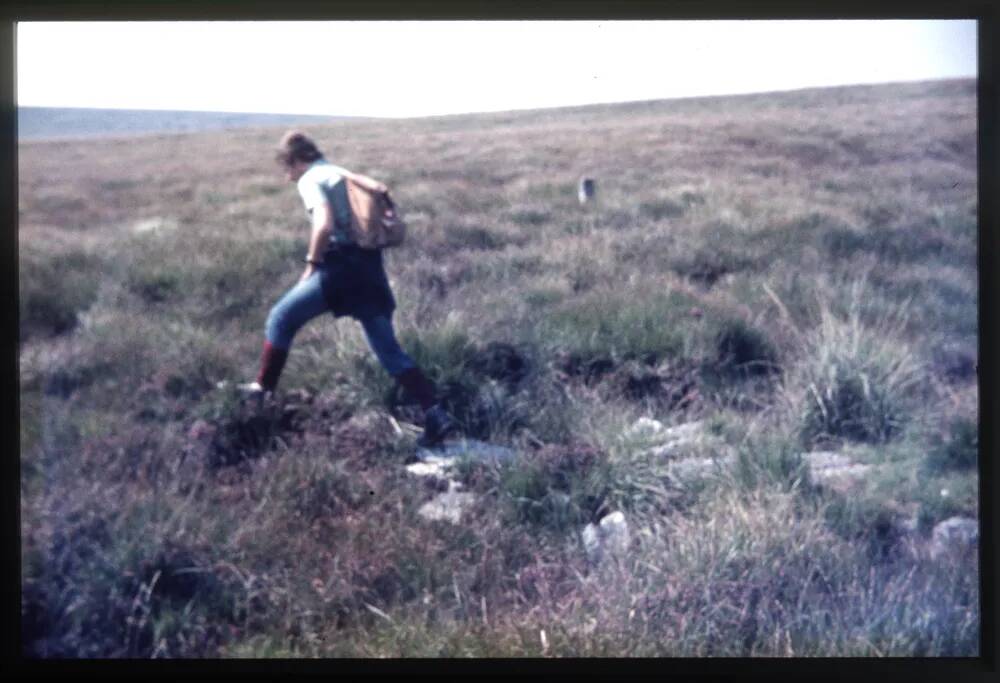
[16,20,978,118]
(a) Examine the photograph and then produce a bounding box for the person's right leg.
[358,315,430,404]
[254,272,329,391]
[359,315,456,446]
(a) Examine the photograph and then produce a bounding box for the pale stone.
[599,511,630,556]
[668,455,734,481]
[582,523,601,561]
[414,439,518,465]
[627,417,668,440]
[408,441,516,522]
[582,511,630,563]
[662,421,705,443]
[803,451,853,470]
[417,489,477,524]
[929,516,979,561]
[132,216,177,234]
[802,451,873,492]
[638,420,708,459]
[404,461,452,479]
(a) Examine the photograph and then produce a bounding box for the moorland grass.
[19,78,978,657]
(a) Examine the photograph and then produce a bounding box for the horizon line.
[16,75,976,121]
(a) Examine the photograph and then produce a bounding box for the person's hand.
[299,263,316,283]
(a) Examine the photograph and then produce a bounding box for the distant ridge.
[17,107,359,141]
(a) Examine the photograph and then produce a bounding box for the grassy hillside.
[18,78,978,658]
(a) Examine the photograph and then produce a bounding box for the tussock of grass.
[538,287,699,367]
[784,284,924,446]
[19,246,105,341]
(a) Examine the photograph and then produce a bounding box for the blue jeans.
[265,272,416,377]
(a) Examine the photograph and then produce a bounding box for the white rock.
[929,516,979,561]
[408,441,515,524]
[627,417,668,440]
[582,523,602,561]
[662,421,705,443]
[803,451,852,470]
[599,511,630,556]
[667,455,734,481]
[132,216,177,234]
[404,459,455,479]
[406,440,518,486]
[582,511,630,563]
[802,451,873,491]
[637,420,708,459]
[417,489,477,524]
[414,438,518,466]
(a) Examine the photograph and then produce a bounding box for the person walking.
[238,130,456,447]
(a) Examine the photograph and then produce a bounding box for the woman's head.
[276,130,324,181]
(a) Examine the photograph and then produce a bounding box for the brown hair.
[276,130,324,167]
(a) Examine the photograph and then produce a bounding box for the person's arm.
[300,202,333,282]
[343,169,388,194]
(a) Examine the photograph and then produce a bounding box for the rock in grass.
[405,459,453,479]
[582,511,630,563]
[631,419,708,458]
[929,516,979,561]
[668,455,734,481]
[600,511,630,555]
[628,418,705,444]
[626,417,668,440]
[132,216,177,234]
[406,440,518,484]
[627,418,734,483]
[414,438,518,465]
[417,482,477,524]
[581,523,601,561]
[802,451,873,492]
[409,440,516,524]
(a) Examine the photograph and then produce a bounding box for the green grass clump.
[490,443,609,531]
[787,292,923,446]
[22,492,243,657]
[670,245,756,287]
[924,416,978,473]
[639,197,686,221]
[710,316,780,378]
[443,223,508,251]
[539,288,701,368]
[730,435,808,493]
[914,471,979,533]
[507,206,550,227]
[19,247,105,341]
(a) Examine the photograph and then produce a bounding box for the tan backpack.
[341,171,406,249]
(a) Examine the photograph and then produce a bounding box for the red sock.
[256,341,289,391]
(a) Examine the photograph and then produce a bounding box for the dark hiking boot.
[418,404,457,448]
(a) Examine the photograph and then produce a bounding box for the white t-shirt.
[296,159,355,245]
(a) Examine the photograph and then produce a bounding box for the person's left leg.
[254,272,330,392]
